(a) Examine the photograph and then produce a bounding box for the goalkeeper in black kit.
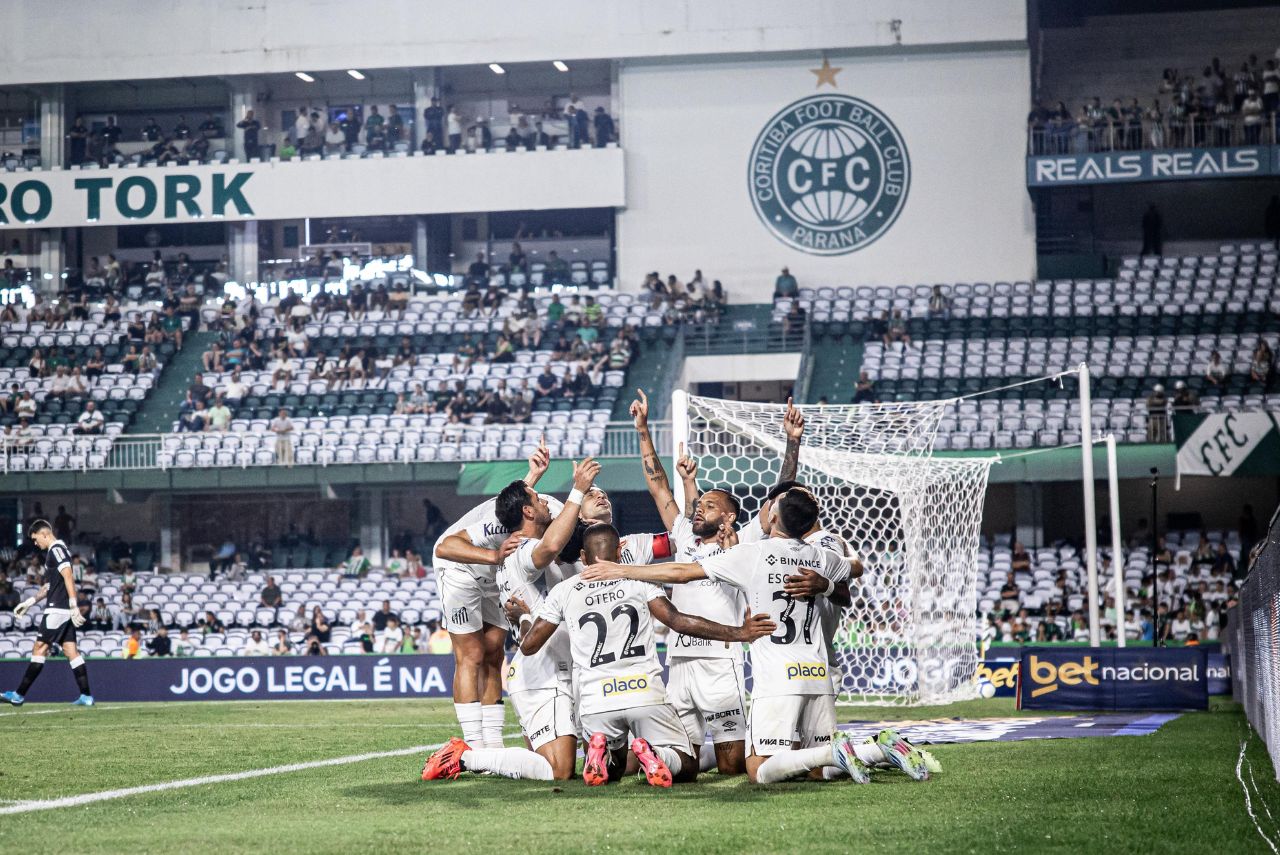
[2,520,95,706]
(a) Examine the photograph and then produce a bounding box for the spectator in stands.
[147,627,172,657]
[67,115,89,163]
[270,408,294,465]
[423,96,444,145]
[206,394,232,432]
[883,309,911,349]
[260,575,283,614]
[593,106,615,146]
[47,366,82,399]
[301,112,324,155]
[535,366,560,400]
[1204,350,1227,386]
[774,267,798,298]
[273,630,293,656]
[545,251,570,285]
[236,109,261,159]
[446,106,462,152]
[1011,541,1031,573]
[309,607,332,643]
[1171,381,1198,413]
[928,285,951,320]
[377,616,404,654]
[173,629,198,657]
[323,119,346,155]
[566,364,593,399]
[278,134,298,160]
[850,370,877,404]
[243,630,271,657]
[1140,204,1163,256]
[200,610,226,636]
[340,546,370,579]
[73,400,105,435]
[999,574,1020,614]
[371,600,398,633]
[1213,542,1237,578]
[1242,88,1265,144]
[1145,384,1169,442]
[1250,339,1274,384]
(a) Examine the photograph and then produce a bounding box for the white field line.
[0,729,523,815]
[1236,737,1280,854]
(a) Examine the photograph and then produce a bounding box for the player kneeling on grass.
[2,520,94,707]
[582,489,931,784]
[515,523,775,787]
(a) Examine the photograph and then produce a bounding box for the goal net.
[676,392,994,706]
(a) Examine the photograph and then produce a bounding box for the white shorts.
[579,703,692,754]
[436,564,503,634]
[666,657,747,746]
[746,694,836,755]
[510,685,576,750]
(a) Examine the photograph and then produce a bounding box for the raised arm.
[675,444,699,520]
[523,437,550,489]
[529,458,599,567]
[778,397,804,485]
[648,598,776,643]
[436,530,506,565]
[631,389,681,529]
[579,559,706,585]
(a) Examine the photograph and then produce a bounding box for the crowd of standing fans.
[1028,50,1280,153]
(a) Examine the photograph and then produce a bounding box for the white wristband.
[822,577,836,596]
[567,488,585,506]
[518,614,534,632]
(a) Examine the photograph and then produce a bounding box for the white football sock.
[481,704,505,749]
[699,742,718,772]
[461,748,553,781]
[821,766,845,780]
[454,702,483,746]
[855,743,886,765]
[755,746,833,784]
[650,744,683,778]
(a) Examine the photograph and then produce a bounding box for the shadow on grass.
[343,774,787,806]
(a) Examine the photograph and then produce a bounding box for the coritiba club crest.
[749,94,910,255]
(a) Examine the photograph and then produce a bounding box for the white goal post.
[673,390,996,706]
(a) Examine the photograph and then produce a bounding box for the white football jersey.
[805,528,853,662]
[433,495,565,582]
[499,536,575,694]
[737,513,765,545]
[618,530,673,566]
[697,538,851,698]
[666,515,744,661]
[536,576,669,715]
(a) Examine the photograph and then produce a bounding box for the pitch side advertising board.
[0,654,456,702]
[1017,647,1208,711]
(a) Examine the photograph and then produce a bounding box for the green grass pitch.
[0,696,1276,853]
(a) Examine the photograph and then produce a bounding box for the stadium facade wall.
[615,47,1036,299]
[0,1,1026,86]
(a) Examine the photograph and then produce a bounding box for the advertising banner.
[0,654,455,703]
[1018,647,1208,711]
[1026,146,1277,187]
[0,148,624,230]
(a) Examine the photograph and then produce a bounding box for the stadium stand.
[783,243,1280,446]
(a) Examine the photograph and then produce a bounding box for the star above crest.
[811,56,841,88]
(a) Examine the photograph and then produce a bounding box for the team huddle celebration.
[419,393,936,787]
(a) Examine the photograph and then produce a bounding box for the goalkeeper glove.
[70,607,86,628]
[12,598,35,617]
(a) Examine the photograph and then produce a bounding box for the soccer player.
[423,459,600,782]
[633,388,750,774]
[432,441,553,751]
[2,520,94,706]
[518,523,776,787]
[583,489,886,783]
